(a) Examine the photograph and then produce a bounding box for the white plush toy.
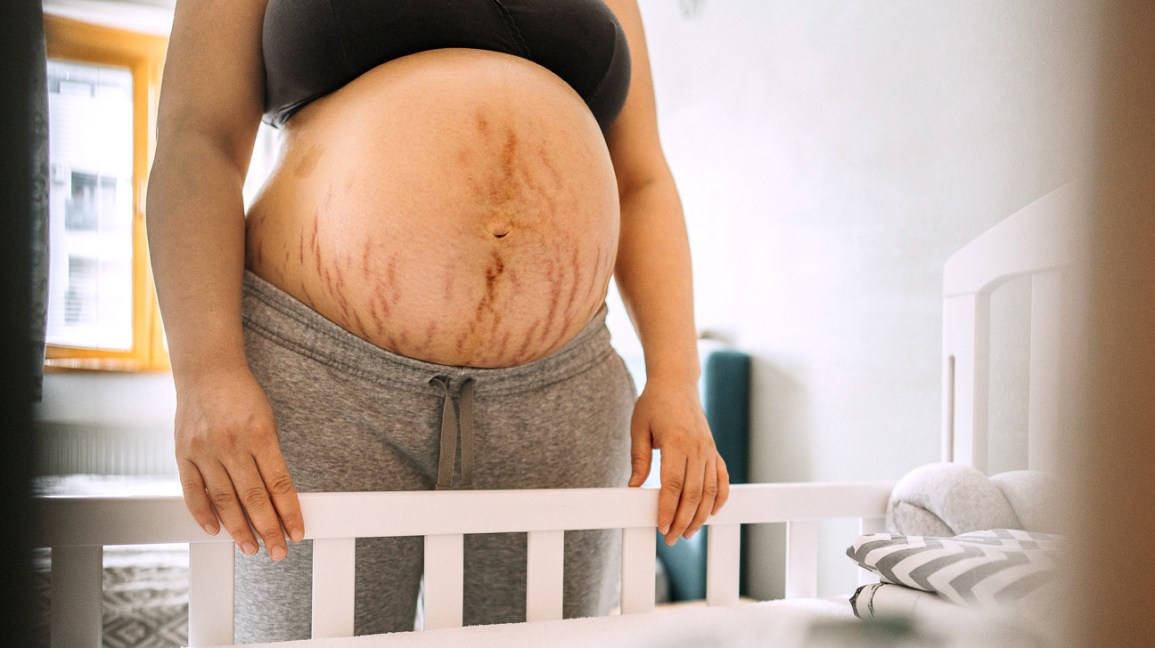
[886,462,1065,536]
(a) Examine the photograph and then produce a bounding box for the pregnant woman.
[146,0,729,639]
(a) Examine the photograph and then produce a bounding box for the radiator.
[35,422,176,476]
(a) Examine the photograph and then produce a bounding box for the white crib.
[34,181,1086,648]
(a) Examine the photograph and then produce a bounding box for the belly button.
[485,221,512,239]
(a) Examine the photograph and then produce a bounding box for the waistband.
[240,269,617,399]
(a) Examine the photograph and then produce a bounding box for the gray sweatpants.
[234,269,636,642]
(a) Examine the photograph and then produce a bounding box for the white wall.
[36,371,173,425]
[33,371,176,475]
[42,0,173,35]
[604,0,1099,597]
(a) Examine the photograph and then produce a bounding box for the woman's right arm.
[146,0,302,561]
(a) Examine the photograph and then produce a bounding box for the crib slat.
[942,293,991,472]
[706,524,740,606]
[312,537,356,637]
[785,520,819,598]
[423,534,463,629]
[526,529,564,621]
[857,517,887,586]
[51,545,102,648]
[189,542,234,646]
[620,527,656,614]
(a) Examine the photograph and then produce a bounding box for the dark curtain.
[0,0,45,644]
[28,2,49,402]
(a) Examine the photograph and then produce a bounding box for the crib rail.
[34,481,892,647]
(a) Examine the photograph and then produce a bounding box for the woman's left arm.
[603,0,730,545]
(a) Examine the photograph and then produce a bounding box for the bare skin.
[244,49,619,367]
[147,0,728,564]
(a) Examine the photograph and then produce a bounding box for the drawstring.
[459,377,475,488]
[428,375,475,489]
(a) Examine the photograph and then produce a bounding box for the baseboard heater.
[35,422,176,476]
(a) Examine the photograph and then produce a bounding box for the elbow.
[143,163,161,229]
[616,165,676,203]
[144,157,172,231]
[617,173,680,219]
[618,176,657,201]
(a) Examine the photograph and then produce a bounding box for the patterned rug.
[33,545,190,648]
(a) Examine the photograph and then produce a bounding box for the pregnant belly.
[244,49,621,367]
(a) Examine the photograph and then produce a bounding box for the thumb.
[628,418,652,487]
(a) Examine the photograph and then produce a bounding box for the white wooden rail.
[33,481,892,647]
[941,180,1089,473]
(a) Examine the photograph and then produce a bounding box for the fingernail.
[203,524,218,536]
[290,528,304,543]
[242,542,258,556]
[659,523,669,534]
[665,536,676,547]
[270,545,286,561]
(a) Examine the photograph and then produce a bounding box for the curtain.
[28,4,50,402]
[1,1,47,644]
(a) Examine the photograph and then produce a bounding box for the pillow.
[989,471,1064,534]
[887,463,1021,536]
[847,529,1063,610]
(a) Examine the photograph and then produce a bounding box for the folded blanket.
[848,527,1065,633]
[849,582,1052,646]
[851,582,962,622]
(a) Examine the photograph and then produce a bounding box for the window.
[43,15,169,371]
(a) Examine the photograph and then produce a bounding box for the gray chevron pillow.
[847,528,1063,607]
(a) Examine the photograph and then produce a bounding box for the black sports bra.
[261,0,632,135]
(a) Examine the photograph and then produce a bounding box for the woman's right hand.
[174,367,303,561]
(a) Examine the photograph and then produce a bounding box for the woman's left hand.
[628,376,731,545]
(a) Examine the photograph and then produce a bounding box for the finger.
[685,452,718,539]
[177,459,218,535]
[224,454,288,561]
[657,451,687,535]
[712,455,731,515]
[628,416,653,487]
[666,454,706,546]
[253,441,304,542]
[198,459,260,557]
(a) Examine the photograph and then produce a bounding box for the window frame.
[43,14,170,373]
